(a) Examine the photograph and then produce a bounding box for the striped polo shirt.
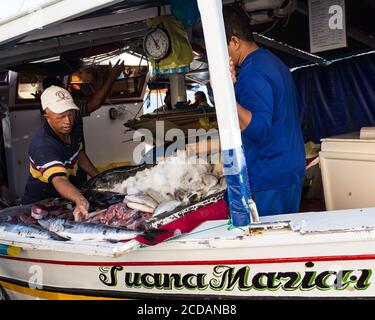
[21,119,84,205]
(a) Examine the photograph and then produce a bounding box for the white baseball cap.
[41,85,79,114]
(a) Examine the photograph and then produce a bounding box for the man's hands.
[108,59,125,81]
[73,197,90,222]
[229,57,237,85]
[86,59,125,114]
[31,90,42,101]
[51,175,90,222]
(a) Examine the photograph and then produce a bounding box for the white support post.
[197,0,242,151]
[197,0,255,226]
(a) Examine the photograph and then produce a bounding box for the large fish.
[82,190,126,209]
[84,164,152,191]
[153,200,181,217]
[125,193,158,209]
[145,189,171,204]
[38,218,141,242]
[0,222,68,241]
[126,202,154,213]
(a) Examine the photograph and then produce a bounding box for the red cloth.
[135,199,230,246]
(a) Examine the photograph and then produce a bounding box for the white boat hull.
[2,209,375,299]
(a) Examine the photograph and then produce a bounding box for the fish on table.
[38,218,142,242]
[0,222,67,241]
[125,193,158,209]
[82,190,126,209]
[153,200,181,217]
[126,202,154,213]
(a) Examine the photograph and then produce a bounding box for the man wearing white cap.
[22,86,99,221]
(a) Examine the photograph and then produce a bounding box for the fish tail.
[50,231,70,241]
[140,229,174,243]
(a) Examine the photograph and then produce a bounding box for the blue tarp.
[223,146,251,227]
[293,53,375,143]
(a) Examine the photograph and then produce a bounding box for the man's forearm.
[237,103,252,131]
[52,176,86,204]
[78,151,99,177]
[86,60,124,113]
[52,176,90,221]
[86,77,116,113]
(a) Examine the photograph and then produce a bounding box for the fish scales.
[38,218,141,242]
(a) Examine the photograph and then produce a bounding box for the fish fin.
[105,239,119,243]
[50,232,70,241]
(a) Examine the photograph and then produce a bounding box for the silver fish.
[153,200,181,217]
[125,193,158,209]
[126,202,154,213]
[0,222,67,241]
[38,218,141,242]
[0,205,33,220]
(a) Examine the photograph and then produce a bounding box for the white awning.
[0,0,125,46]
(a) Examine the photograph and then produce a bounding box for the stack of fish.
[106,151,227,218]
[0,152,227,244]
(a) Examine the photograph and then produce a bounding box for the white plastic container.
[319,131,375,210]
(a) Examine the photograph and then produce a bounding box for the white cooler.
[319,128,375,210]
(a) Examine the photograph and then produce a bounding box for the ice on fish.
[96,151,227,210]
[121,151,213,202]
[200,174,219,194]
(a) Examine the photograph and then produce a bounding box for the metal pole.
[169,74,187,107]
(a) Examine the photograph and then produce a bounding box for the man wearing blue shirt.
[223,6,306,216]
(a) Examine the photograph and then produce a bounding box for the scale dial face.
[143,28,171,61]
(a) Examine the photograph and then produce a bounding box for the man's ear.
[230,36,241,50]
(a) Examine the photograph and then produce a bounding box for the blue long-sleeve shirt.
[235,48,306,192]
